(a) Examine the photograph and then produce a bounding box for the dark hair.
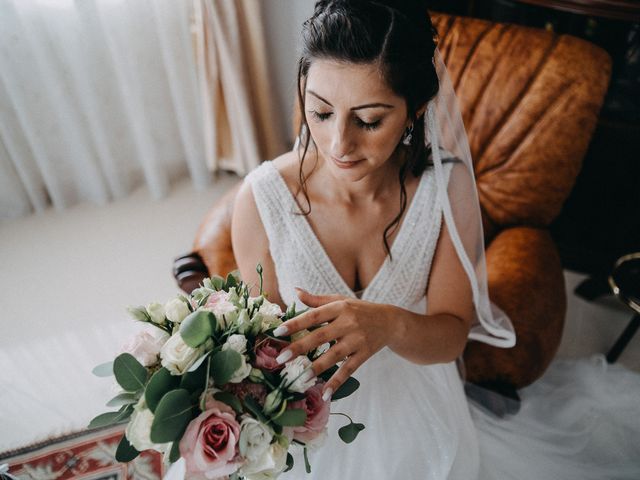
[295,0,439,258]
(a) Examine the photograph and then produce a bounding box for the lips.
[331,156,363,169]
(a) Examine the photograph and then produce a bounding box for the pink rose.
[179,400,242,479]
[204,291,236,317]
[288,383,330,443]
[254,336,290,372]
[121,330,169,367]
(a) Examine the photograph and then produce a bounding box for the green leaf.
[211,275,225,291]
[210,349,242,386]
[115,434,140,462]
[180,356,209,392]
[284,452,294,473]
[243,396,269,424]
[338,422,365,443]
[213,392,243,414]
[303,446,311,473]
[113,353,148,392]
[225,272,238,289]
[331,376,360,401]
[272,408,307,427]
[92,361,114,377]
[145,368,181,413]
[150,389,193,443]
[169,440,181,463]
[127,306,151,323]
[180,310,215,347]
[88,405,134,429]
[107,392,139,408]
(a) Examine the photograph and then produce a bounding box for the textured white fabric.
[246,159,454,312]
[246,159,481,479]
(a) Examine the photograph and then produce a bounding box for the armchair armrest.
[463,226,566,389]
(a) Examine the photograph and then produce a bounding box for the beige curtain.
[191,0,285,175]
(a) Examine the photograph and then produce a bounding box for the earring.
[402,124,414,146]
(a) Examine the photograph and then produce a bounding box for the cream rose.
[240,440,288,480]
[165,298,190,324]
[146,302,166,325]
[125,399,169,453]
[160,333,205,375]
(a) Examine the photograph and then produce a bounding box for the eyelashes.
[308,110,382,131]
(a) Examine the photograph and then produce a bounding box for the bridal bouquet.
[90,266,364,479]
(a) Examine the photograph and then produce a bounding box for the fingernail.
[295,287,307,294]
[276,349,292,364]
[322,388,333,402]
[273,325,288,337]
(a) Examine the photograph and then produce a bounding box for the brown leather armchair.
[173,14,611,393]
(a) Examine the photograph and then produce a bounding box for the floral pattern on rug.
[1,426,163,480]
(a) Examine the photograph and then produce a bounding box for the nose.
[330,120,355,159]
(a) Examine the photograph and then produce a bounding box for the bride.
[168,0,640,478]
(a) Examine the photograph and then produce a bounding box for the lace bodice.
[246,160,454,312]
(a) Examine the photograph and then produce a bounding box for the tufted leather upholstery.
[174,13,611,389]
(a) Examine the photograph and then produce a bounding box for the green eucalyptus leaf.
[106,392,139,408]
[243,396,269,424]
[92,361,114,377]
[272,408,307,427]
[210,349,242,386]
[145,368,181,413]
[150,389,193,443]
[180,355,209,392]
[113,353,148,392]
[213,392,243,414]
[180,310,214,347]
[225,272,238,289]
[331,376,360,401]
[115,434,140,462]
[169,440,181,463]
[211,275,225,291]
[88,405,133,429]
[284,453,294,473]
[303,446,311,473]
[338,422,365,444]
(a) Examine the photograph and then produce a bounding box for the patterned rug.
[0,426,164,480]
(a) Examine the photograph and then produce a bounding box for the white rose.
[239,417,273,463]
[222,334,248,354]
[312,342,330,359]
[146,302,166,325]
[282,356,316,393]
[121,329,169,367]
[241,441,288,480]
[160,333,204,375]
[257,300,283,332]
[164,298,190,324]
[125,399,169,452]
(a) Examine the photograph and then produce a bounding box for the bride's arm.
[231,180,285,309]
[385,221,474,365]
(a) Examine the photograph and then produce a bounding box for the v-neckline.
[266,162,428,299]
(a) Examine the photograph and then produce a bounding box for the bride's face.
[304,59,410,179]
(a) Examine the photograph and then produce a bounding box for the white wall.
[262,0,315,146]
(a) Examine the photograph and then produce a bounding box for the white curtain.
[0,0,284,221]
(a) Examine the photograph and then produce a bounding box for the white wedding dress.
[166,160,640,479]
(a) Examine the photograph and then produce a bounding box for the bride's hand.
[272,287,394,400]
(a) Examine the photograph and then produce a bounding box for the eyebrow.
[307,90,394,110]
